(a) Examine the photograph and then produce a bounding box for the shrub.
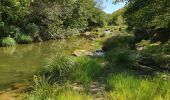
[26,23,40,37]
[102,35,135,51]
[17,34,33,44]
[40,53,75,81]
[0,37,16,47]
[0,25,21,38]
[72,57,103,83]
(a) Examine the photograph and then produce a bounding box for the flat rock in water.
[72,50,93,57]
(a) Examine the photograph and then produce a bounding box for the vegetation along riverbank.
[0,0,170,100]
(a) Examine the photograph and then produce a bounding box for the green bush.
[73,57,103,83]
[17,34,33,44]
[0,37,16,47]
[40,53,75,81]
[26,23,40,37]
[0,25,21,38]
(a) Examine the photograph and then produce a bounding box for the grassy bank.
[22,28,170,100]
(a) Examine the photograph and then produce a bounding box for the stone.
[72,50,93,57]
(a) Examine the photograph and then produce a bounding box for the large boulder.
[134,27,170,43]
[134,28,155,42]
[151,28,170,43]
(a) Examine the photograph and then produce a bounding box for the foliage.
[108,8,126,26]
[0,0,107,43]
[17,34,33,44]
[28,75,55,100]
[40,53,75,81]
[110,0,170,42]
[25,23,40,37]
[73,57,103,83]
[112,0,170,28]
[0,37,16,47]
[107,73,170,100]
[0,0,31,26]
[123,0,170,29]
[28,75,92,100]
[102,35,135,51]
[105,49,137,68]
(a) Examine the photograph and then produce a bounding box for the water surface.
[0,39,81,90]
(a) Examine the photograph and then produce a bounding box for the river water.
[0,38,85,90]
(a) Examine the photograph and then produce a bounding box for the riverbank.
[0,33,106,99]
[26,29,170,99]
[0,27,170,100]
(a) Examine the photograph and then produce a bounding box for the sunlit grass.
[40,53,75,81]
[28,76,93,100]
[107,73,170,100]
[0,37,16,47]
[72,57,103,83]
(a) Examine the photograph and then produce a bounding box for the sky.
[101,0,126,14]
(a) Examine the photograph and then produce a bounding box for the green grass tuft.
[73,57,103,83]
[28,76,92,100]
[1,37,16,47]
[17,34,33,44]
[40,53,75,81]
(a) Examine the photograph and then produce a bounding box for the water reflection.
[0,39,77,90]
[1,46,16,55]
[0,37,91,90]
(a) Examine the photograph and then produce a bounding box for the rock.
[151,28,170,43]
[81,32,99,40]
[160,63,170,70]
[134,27,157,42]
[72,50,93,57]
[138,57,160,68]
[96,49,103,52]
[80,32,91,38]
[93,49,105,57]
[136,46,145,51]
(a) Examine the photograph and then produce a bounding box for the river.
[0,38,87,90]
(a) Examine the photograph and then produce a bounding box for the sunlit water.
[0,38,85,90]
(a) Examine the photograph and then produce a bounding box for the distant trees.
[108,8,126,26]
[109,0,170,42]
[0,0,107,45]
[124,0,170,30]
[110,0,170,29]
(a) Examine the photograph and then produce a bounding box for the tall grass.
[40,54,103,83]
[107,73,170,100]
[28,75,55,100]
[73,57,103,83]
[28,76,92,100]
[105,49,137,70]
[0,37,16,47]
[40,53,75,81]
[56,89,92,100]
